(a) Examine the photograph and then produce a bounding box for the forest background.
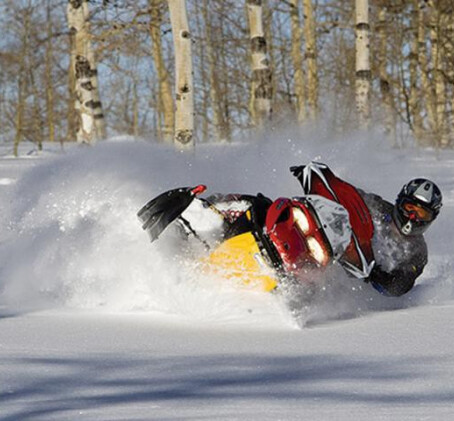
[0,0,453,154]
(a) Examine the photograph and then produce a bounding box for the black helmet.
[393,178,442,236]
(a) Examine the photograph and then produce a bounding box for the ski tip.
[191,185,207,196]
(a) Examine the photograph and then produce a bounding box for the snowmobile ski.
[137,185,206,242]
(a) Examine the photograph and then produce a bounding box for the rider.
[290,162,443,296]
[138,163,442,297]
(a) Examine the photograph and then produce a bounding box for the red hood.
[265,198,332,274]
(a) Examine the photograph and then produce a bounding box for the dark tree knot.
[356,70,372,80]
[356,23,370,31]
[176,130,193,145]
[69,0,83,9]
[85,100,102,110]
[75,56,97,79]
[251,36,267,54]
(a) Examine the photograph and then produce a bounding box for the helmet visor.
[402,200,434,222]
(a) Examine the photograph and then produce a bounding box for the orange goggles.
[402,201,433,222]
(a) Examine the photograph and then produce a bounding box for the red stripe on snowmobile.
[191,185,207,196]
[304,166,374,271]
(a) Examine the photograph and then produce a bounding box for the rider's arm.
[367,241,428,296]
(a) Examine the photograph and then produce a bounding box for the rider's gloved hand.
[289,165,305,179]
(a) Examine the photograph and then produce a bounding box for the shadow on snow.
[1,353,453,420]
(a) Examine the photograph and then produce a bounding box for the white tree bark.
[409,0,423,143]
[150,0,174,143]
[355,0,371,130]
[203,0,228,142]
[246,0,273,128]
[431,3,449,147]
[303,0,318,120]
[377,7,396,145]
[167,0,194,148]
[45,1,55,143]
[67,24,77,142]
[67,0,105,144]
[417,1,437,143]
[442,6,454,145]
[14,8,30,157]
[289,0,306,123]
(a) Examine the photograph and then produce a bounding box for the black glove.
[290,165,305,180]
[289,165,307,190]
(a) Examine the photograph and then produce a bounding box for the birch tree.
[289,0,306,123]
[377,6,395,145]
[67,22,77,142]
[430,2,449,147]
[409,0,423,142]
[45,1,55,143]
[4,0,454,150]
[167,0,194,148]
[417,0,437,142]
[303,0,318,120]
[150,0,174,143]
[246,0,273,128]
[14,14,29,157]
[67,0,106,144]
[202,0,228,142]
[355,0,371,129]
[441,2,454,145]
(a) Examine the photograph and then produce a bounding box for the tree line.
[0,0,453,155]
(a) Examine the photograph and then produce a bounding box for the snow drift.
[0,131,453,326]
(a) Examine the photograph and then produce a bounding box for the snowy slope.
[0,133,453,420]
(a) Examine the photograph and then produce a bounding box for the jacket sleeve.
[367,241,428,296]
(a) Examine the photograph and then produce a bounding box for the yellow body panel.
[201,232,278,292]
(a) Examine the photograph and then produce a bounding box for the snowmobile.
[137,164,376,293]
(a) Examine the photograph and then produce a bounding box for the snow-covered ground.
[1,132,453,420]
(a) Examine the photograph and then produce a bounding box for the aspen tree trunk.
[303,0,318,120]
[30,71,43,151]
[430,3,448,147]
[155,88,163,140]
[377,7,396,145]
[289,0,306,123]
[409,0,423,143]
[246,0,273,128]
[67,0,106,144]
[45,1,55,143]
[438,4,452,146]
[167,0,194,148]
[417,1,437,143]
[14,76,25,157]
[194,2,209,142]
[14,10,30,157]
[355,0,371,130]
[132,82,139,137]
[442,6,454,145]
[0,75,4,132]
[67,29,77,142]
[150,0,174,143]
[202,0,228,142]
[219,11,231,140]
[263,1,278,110]
[151,84,160,139]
